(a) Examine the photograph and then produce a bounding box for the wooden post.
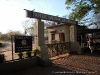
[92,31,93,42]
[81,35,82,47]
[11,36,14,60]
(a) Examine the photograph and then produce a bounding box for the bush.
[33,48,40,56]
[0,54,5,63]
[51,40,57,44]
[17,52,23,59]
[26,51,32,58]
[0,43,2,47]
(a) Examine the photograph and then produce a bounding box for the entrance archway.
[25,10,81,66]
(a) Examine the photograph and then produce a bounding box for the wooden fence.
[45,42,70,58]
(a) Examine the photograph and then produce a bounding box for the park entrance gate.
[25,10,81,63]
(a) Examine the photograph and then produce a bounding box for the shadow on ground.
[82,49,100,57]
[8,64,84,75]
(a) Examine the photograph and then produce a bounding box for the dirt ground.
[1,42,100,75]
[8,54,100,75]
[0,42,35,60]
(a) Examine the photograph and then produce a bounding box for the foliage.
[0,30,23,41]
[22,19,34,35]
[22,19,49,36]
[65,0,100,27]
[66,0,91,20]
[51,40,57,43]
[17,52,23,59]
[33,48,40,56]
[26,51,32,58]
[0,42,2,47]
[26,27,34,36]
[44,20,57,27]
[0,54,5,63]
[44,28,48,37]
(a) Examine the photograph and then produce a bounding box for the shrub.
[33,48,40,56]
[17,52,23,59]
[26,51,32,58]
[51,40,57,44]
[0,54,5,63]
[0,43,2,47]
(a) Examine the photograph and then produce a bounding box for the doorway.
[59,33,65,42]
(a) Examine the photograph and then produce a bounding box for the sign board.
[15,36,32,53]
[25,10,77,25]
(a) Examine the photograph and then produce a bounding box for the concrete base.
[38,57,52,67]
[36,45,52,67]
[70,41,82,54]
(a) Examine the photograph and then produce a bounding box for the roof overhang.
[46,23,72,29]
[50,30,57,33]
[77,29,100,33]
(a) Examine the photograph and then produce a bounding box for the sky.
[0,0,72,34]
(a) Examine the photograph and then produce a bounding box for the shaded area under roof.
[77,29,100,33]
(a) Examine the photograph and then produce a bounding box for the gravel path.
[52,54,100,75]
[8,54,100,75]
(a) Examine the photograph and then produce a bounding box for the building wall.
[55,34,59,42]
[47,28,54,43]
[53,25,66,42]
[64,25,70,42]
[47,24,70,43]
[47,24,82,54]
[70,25,77,42]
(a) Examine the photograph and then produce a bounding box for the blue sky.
[0,0,72,33]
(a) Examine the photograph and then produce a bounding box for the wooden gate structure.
[45,42,70,57]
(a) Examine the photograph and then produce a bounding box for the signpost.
[25,10,77,25]
[15,36,32,53]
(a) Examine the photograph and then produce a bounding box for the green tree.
[65,0,100,20]
[44,28,48,37]
[65,0,100,28]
